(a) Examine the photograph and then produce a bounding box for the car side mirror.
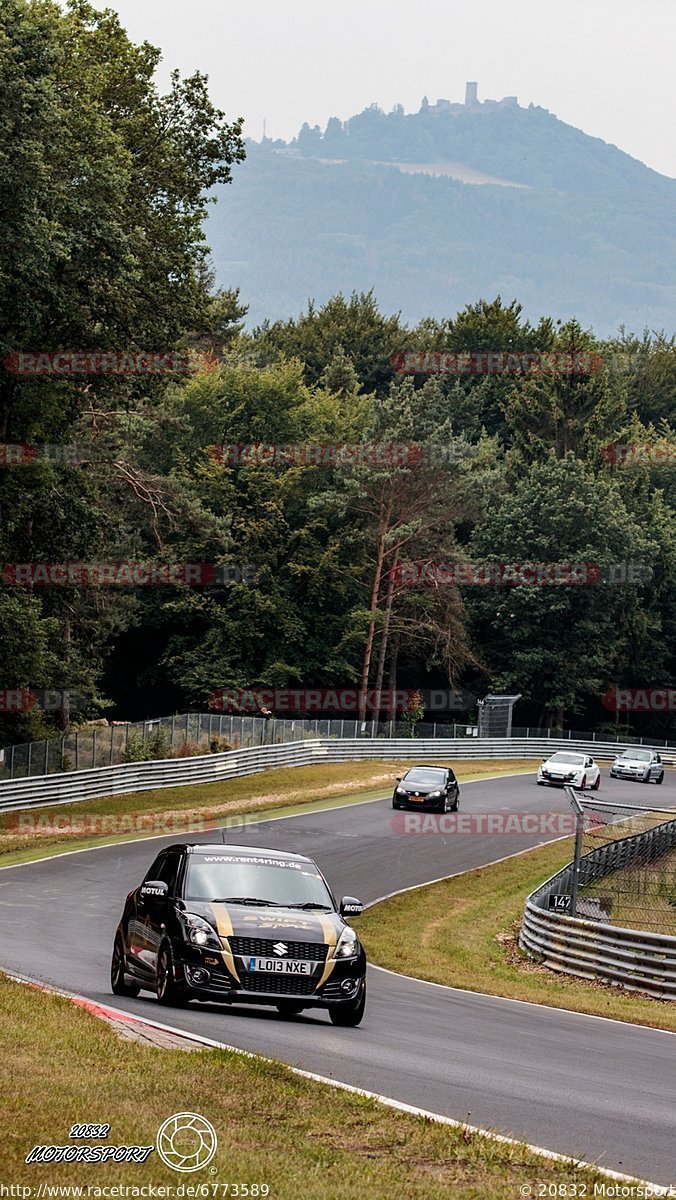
[140,880,169,899]
[340,896,363,918]
[395,776,402,782]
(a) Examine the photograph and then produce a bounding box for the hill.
[206,97,676,334]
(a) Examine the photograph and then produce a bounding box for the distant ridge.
[207,91,676,335]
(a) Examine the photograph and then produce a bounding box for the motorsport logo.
[25,1122,153,1165]
[24,1114,217,1172]
[156,1113,218,1172]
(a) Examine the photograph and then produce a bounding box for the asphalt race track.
[1,769,675,1184]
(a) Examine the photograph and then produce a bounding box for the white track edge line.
[3,969,673,1196]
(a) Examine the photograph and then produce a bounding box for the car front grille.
[229,937,327,962]
[237,971,319,996]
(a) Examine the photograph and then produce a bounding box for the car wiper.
[211,897,283,907]
[285,902,333,911]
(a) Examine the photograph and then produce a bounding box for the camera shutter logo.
[156,1112,217,1172]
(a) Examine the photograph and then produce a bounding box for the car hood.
[543,760,584,771]
[614,757,651,767]
[182,900,344,944]
[398,782,441,794]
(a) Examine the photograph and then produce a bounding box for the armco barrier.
[520,818,676,999]
[0,735,673,813]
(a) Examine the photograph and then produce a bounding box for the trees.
[466,457,657,728]
[252,291,405,394]
[0,0,244,732]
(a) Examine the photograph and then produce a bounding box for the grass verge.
[0,758,538,866]
[354,838,676,1032]
[1,972,619,1196]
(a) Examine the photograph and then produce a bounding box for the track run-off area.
[1,768,675,1185]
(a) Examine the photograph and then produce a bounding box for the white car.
[536,751,601,790]
[609,748,664,785]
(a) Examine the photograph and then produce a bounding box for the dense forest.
[1,0,675,747]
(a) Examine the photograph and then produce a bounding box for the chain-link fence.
[574,797,676,935]
[1,714,478,780]
[2,712,676,781]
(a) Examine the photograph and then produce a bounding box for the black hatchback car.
[111,843,367,1026]
[392,765,460,812]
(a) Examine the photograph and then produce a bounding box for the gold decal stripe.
[316,914,338,988]
[209,905,240,982]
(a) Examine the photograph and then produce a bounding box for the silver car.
[609,748,664,785]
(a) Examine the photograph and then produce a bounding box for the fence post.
[10,744,15,779]
[92,730,97,768]
[27,741,32,776]
[566,787,586,919]
[43,740,49,774]
[109,727,114,765]
[433,722,437,739]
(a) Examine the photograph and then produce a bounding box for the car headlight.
[427,789,442,799]
[396,787,407,796]
[180,913,221,949]
[335,927,359,959]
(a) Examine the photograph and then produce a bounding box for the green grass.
[0,758,538,867]
[0,973,620,1196]
[354,838,676,1031]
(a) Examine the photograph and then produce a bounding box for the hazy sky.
[93,0,676,178]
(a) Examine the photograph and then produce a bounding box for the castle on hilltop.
[424,82,519,114]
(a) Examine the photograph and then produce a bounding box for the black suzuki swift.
[111,843,367,1026]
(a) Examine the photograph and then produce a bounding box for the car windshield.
[403,768,446,786]
[184,853,334,909]
[619,750,650,761]
[548,753,585,765]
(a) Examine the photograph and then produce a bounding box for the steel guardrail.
[0,735,673,812]
[520,818,676,999]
